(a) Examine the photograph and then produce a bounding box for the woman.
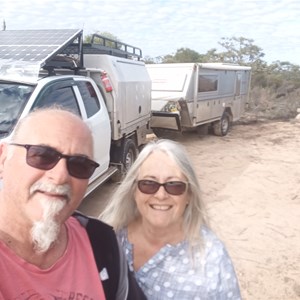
[100,139,241,299]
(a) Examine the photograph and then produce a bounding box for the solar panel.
[0,29,82,82]
[0,29,82,64]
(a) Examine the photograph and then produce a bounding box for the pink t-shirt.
[0,216,106,299]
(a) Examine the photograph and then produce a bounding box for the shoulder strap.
[72,211,147,300]
[73,211,120,299]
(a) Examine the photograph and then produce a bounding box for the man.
[0,107,145,299]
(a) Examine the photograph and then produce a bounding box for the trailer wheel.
[213,112,230,136]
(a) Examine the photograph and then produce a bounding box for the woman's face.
[134,151,189,231]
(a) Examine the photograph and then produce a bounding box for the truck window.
[77,81,100,118]
[198,75,218,93]
[0,82,34,136]
[33,84,81,116]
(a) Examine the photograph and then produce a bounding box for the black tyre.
[213,112,230,136]
[121,138,138,172]
[110,139,138,182]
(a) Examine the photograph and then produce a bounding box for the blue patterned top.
[117,227,241,300]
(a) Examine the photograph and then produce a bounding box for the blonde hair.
[100,139,208,252]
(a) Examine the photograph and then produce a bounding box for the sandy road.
[79,120,300,300]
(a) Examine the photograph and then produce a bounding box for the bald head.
[13,108,92,143]
[11,107,94,158]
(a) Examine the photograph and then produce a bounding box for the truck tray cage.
[85,33,142,60]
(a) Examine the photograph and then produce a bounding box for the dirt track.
[79,120,300,300]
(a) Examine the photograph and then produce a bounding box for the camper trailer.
[146,63,251,136]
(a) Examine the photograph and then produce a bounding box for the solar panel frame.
[0,29,82,66]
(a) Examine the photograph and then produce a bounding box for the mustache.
[30,181,71,201]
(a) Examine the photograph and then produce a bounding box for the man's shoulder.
[72,211,147,300]
[71,213,123,299]
[72,211,118,251]
[72,211,113,231]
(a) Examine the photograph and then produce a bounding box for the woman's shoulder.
[200,226,228,255]
[116,227,130,247]
[116,227,127,238]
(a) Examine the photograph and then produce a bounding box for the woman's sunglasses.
[137,180,188,195]
[10,143,99,179]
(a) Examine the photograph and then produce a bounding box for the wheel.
[110,139,138,182]
[121,138,138,171]
[213,112,230,136]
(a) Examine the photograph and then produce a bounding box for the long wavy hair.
[100,139,208,250]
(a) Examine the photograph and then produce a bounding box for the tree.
[84,31,120,47]
[218,37,265,65]
[201,48,222,62]
[162,48,201,63]
[143,55,155,64]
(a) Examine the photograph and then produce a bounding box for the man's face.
[0,111,93,229]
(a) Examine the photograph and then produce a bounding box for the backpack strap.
[73,211,120,299]
[73,211,146,300]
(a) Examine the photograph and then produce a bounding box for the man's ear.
[0,143,8,179]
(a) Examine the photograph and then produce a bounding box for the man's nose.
[45,158,70,183]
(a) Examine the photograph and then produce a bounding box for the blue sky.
[1,0,300,65]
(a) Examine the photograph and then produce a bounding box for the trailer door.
[233,71,242,120]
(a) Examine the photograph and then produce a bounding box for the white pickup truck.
[0,29,151,196]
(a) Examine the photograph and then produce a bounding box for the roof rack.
[85,33,142,60]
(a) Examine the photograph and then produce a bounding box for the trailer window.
[198,75,218,93]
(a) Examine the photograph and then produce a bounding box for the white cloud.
[1,0,300,64]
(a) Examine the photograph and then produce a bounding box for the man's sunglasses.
[137,180,188,196]
[10,143,99,179]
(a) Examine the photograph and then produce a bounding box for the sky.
[1,0,300,65]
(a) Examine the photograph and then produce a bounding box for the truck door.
[75,79,111,181]
[31,78,110,181]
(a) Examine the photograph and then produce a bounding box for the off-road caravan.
[146,63,251,136]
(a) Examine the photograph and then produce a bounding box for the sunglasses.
[137,180,188,196]
[10,143,99,179]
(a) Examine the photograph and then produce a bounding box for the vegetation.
[84,32,121,48]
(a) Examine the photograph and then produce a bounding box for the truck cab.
[0,29,151,195]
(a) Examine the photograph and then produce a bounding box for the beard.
[29,182,71,253]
